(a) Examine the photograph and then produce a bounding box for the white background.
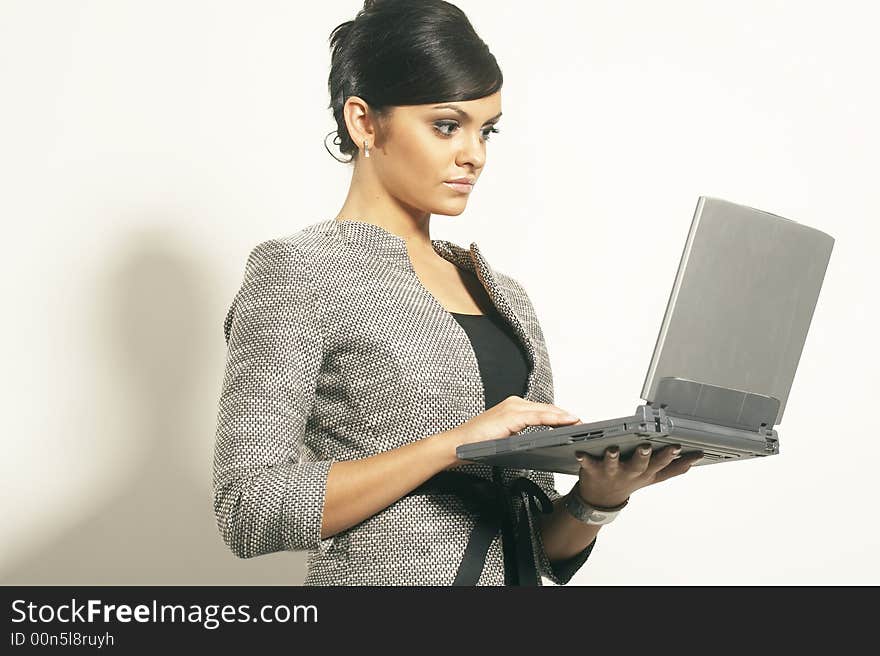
[2,0,877,584]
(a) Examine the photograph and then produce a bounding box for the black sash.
[404,467,554,586]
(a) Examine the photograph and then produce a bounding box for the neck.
[335,165,434,253]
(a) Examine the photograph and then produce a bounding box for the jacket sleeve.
[521,469,597,585]
[213,238,334,558]
[506,275,597,585]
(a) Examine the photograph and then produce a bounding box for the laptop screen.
[640,196,834,426]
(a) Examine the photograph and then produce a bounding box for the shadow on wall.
[1,227,307,584]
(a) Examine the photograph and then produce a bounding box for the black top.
[450,308,530,584]
[450,309,530,408]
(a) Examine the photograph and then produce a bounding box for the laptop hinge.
[644,376,780,433]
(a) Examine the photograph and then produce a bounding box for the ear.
[342,96,385,152]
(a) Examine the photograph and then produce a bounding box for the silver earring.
[364,140,370,158]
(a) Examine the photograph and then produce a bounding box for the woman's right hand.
[443,395,582,467]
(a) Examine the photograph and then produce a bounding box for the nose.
[455,129,486,171]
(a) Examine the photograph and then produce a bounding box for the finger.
[531,408,580,427]
[643,444,682,477]
[626,442,653,475]
[574,450,602,472]
[652,452,703,484]
[602,445,621,476]
[547,403,582,425]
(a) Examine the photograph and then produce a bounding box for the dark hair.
[325,0,503,163]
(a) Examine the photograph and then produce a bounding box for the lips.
[443,181,474,194]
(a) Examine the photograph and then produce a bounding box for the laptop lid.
[640,196,834,428]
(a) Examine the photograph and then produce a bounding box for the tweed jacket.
[212,218,597,585]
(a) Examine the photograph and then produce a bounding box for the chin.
[435,201,468,216]
[436,207,466,217]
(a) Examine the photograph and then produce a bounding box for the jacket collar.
[330,217,477,274]
[326,218,539,401]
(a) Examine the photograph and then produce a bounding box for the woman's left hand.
[572,441,703,508]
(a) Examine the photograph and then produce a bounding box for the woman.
[212,0,702,586]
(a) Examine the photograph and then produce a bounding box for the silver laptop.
[456,196,835,475]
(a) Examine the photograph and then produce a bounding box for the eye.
[433,121,501,141]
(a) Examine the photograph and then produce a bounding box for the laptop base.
[455,404,779,475]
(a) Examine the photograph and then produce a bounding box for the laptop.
[456,196,835,475]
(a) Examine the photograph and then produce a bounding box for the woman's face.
[367,91,502,217]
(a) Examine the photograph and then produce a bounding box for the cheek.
[394,137,448,189]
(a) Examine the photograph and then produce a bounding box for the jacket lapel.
[329,218,542,405]
[433,240,539,403]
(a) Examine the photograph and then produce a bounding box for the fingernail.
[640,446,651,455]
[563,413,578,420]
[672,446,682,454]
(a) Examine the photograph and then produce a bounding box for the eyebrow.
[431,104,502,124]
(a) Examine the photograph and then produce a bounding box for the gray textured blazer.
[212,218,596,585]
